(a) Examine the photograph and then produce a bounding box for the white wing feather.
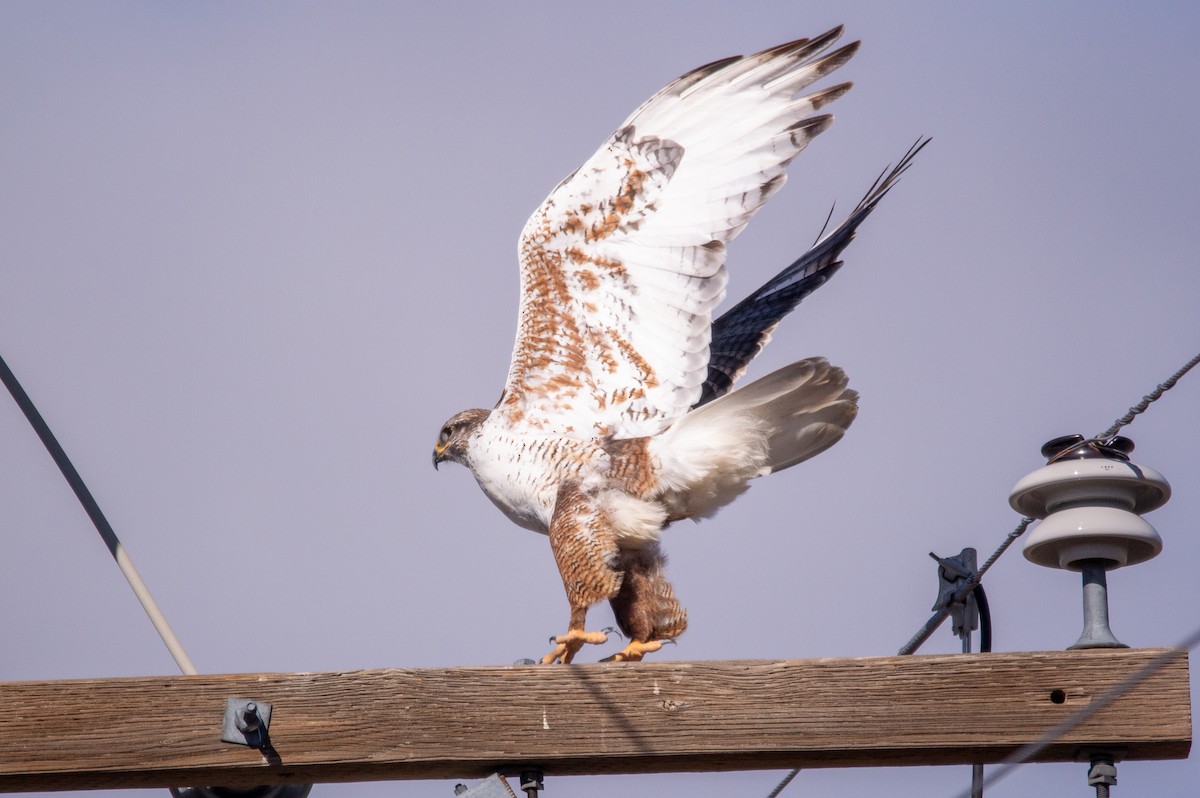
[497,28,858,439]
[650,357,858,520]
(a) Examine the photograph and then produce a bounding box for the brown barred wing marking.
[497,29,858,441]
[500,130,681,435]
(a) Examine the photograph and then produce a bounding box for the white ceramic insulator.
[1022,506,1162,570]
[1009,456,1169,571]
[1010,459,1170,517]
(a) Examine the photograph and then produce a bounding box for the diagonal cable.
[1096,351,1200,440]
[950,624,1200,798]
[0,352,197,675]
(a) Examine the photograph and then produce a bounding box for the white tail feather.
[650,357,857,519]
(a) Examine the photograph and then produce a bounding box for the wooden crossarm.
[0,649,1189,791]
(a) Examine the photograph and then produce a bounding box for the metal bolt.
[1088,755,1118,798]
[220,697,274,748]
[519,770,544,798]
[237,703,261,733]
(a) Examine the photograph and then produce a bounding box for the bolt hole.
[1050,689,1066,704]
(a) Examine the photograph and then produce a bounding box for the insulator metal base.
[1068,560,1128,650]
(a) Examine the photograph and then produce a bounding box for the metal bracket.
[453,774,519,798]
[220,698,272,748]
[930,548,979,641]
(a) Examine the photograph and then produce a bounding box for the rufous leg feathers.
[608,543,688,643]
[542,481,624,664]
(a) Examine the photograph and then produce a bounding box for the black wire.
[972,584,991,653]
[0,352,123,558]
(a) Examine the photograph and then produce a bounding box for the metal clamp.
[930,548,979,643]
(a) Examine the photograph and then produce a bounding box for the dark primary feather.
[695,137,930,408]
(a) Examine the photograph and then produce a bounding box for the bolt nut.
[1088,761,1118,786]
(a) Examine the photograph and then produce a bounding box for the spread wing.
[697,137,931,406]
[496,28,859,438]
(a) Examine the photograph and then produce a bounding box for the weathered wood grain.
[0,649,1189,791]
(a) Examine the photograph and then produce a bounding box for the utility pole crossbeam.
[0,649,1189,792]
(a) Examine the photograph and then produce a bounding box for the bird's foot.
[541,628,610,664]
[602,639,666,663]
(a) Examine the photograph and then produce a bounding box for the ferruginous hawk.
[434,27,924,663]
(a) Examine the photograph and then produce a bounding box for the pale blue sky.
[2,3,1198,797]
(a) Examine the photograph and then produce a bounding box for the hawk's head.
[432,408,490,470]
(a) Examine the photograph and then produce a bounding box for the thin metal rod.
[960,588,984,797]
[765,768,800,798]
[0,353,197,675]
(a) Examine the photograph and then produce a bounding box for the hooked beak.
[432,442,448,470]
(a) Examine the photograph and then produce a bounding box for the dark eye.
[439,427,451,445]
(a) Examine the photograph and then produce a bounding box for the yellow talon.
[602,639,665,663]
[541,628,610,664]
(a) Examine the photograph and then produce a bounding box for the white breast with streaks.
[467,418,601,534]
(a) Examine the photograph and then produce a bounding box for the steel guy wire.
[0,352,198,676]
[1097,351,1200,441]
